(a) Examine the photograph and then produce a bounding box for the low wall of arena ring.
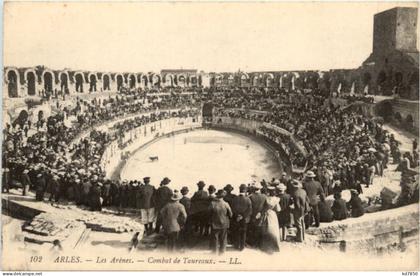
[100,116,203,179]
[210,116,294,173]
[211,116,308,172]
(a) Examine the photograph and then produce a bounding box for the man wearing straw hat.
[303,170,324,228]
[160,190,187,252]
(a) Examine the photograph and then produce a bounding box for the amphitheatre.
[1,5,419,271]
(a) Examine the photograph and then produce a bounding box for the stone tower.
[373,7,418,56]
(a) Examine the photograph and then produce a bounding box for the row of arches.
[4,68,205,98]
[210,70,419,95]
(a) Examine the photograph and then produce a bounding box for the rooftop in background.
[161,69,197,75]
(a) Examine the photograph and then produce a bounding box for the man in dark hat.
[191,181,209,236]
[248,182,266,248]
[223,184,236,208]
[347,189,364,218]
[179,186,192,248]
[180,186,191,214]
[231,184,252,251]
[223,184,237,244]
[89,182,103,211]
[277,184,291,240]
[160,191,187,252]
[209,189,232,255]
[138,176,156,235]
[155,177,173,233]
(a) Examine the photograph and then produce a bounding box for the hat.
[278,183,287,192]
[281,172,287,177]
[161,177,171,185]
[350,189,359,195]
[271,179,281,186]
[23,169,29,174]
[197,181,206,188]
[306,171,316,178]
[292,180,302,188]
[239,184,248,192]
[143,176,150,182]
[208,185,216,192]
[37,173,43,178]
[180,186,189,193]
[224,184,234,192]
[215,189,226,198]
[171,191,182,201]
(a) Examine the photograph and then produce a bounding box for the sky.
[3,1,419,73]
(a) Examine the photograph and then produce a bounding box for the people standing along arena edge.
[154,177,173,234]
[160,191,187,252]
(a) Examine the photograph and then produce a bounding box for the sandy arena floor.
[120,129,283,191]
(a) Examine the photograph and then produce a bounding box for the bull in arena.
[149,156,159,162]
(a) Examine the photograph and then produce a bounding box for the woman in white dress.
[260,186,281,253]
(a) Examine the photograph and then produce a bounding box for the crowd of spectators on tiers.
[2,86,418,253]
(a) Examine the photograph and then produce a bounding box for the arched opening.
[60,73,68,93]
[13,110,29,128]
[142,75,148,88]
[190,76,198,87]
[152,75,160,88]
[409,71,419,86]
[198,75,203,87]
[210,76,215,87]
[116,75,123,91]
[7,70,19,98]
[89,74,97,92]
[75,73,84,92]
[377,71,387,85]
[103,75,110,91]
[26,72,36,96]
[252,76,259,87]
[164,75,173,87]
[43,72,53,92]
[241,75,248,87]
[178,75,186,87]
[129,75,136,89]
[394,112,402,123]
[265,74,274,87]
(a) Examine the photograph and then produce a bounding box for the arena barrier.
[211,116,309,173]
[99,116,203,178]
